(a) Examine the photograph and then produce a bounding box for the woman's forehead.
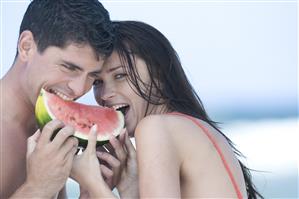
[102,52,122,70]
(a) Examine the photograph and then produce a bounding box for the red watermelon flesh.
[35,89,124,147]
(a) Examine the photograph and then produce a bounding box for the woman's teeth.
[112,104,128,110]
[111,104,129,116]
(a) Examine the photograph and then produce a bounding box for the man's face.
[25,44,104,104]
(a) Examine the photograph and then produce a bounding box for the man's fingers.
[38,120,64,146]
[27,129,41,157]
[52,125,76,148]
[103,143,115,154]
[100,164,114,189]
[97,151,120,169]
[86,124,98,153]
[118,128,126,145]
[96,146,109,153]
[109,135,127,163]
[30,129,42,142]
[64,146,78,166]
[60,137,78,160]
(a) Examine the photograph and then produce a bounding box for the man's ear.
[17,30,37,61]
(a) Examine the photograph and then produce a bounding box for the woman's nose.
[100,90,116,101]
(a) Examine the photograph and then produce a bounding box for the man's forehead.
[58,58,103,73]
[61,42,106,60]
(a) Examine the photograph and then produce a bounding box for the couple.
[1,0,262,198]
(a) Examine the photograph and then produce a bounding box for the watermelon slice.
[35,89,124,147]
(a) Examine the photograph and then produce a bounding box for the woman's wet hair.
[109,20,263,199]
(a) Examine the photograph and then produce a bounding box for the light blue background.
[1,0,298,198]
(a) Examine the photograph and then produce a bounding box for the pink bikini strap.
[167,112,243,199]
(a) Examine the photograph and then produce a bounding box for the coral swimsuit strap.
[168,112,243,199]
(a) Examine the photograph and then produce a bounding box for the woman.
[71,21,262,198]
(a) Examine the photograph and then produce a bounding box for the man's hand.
[16,120,78,199]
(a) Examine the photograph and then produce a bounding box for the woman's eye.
[115,73,127,79]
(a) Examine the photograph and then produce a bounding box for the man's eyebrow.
[62,61,83,71]
[62,61,102,75]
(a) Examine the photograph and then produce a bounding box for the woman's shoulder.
[134,114,185,172]
[134,112,246,198]
[134,112,210,147]
[137,112,213,133]
[134,114,170,141]
[135,112,237,163]
[134,112,219,178]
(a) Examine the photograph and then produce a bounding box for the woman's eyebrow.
[108,65,123,72]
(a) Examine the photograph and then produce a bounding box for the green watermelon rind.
[35,90,53,127]
[35,89,124,146]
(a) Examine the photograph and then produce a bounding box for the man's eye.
[115,73,127,79]
[62,64,75,71]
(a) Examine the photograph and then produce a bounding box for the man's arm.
[57,186,67,199]
[0,125,28,198]
[5,120,78,199]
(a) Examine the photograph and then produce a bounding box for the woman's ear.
[17,30,37,62]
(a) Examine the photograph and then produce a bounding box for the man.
[0,0,114,198]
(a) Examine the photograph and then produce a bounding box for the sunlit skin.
[22,36,104,105]
[89,51,247,198]
[0,30,105,198]
[93,51,166,137]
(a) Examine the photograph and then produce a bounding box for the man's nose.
[68,76,91,97]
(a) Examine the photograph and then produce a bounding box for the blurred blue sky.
[1,1,298,198]
[1,1,297,122]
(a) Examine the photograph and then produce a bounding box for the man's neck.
[1,67,37,135]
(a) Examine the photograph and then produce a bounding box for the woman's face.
[93,51,154,136]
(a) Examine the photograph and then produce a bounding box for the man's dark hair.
[17,0,114,58]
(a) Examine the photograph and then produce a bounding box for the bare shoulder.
[134,113,208,160]
[134,114,183,197]
[135,114,167,137]
[134,113,205,141]
[134,113,237,161]
[135,113,247,198]
[134,114,186,163]
[134,114,191,143]
[135,114,172,149]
